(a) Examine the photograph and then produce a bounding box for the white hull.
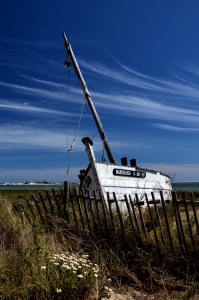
[80,139,172,212]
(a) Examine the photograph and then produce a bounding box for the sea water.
[1,182,199,191]
[172,182,199,191]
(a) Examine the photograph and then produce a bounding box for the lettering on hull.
[113,169,146,178]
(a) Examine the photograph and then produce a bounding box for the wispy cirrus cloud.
[79,58,199,98]
[0,79,82,103]
[0,100,65,115]
[2,38,199,134]
[153,124,199,132]
[0,122,141,153]
[0,80,67,101]
[0,123,77,151]
[1,64,199,130]
[77,57,199,130]
[91,91,199,126]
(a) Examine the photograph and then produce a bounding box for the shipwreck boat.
[62,31,172,211]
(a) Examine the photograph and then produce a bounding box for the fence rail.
[13,182,199,255]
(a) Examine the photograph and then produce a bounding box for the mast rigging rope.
[65,60,71,174]
[66,93,85,152]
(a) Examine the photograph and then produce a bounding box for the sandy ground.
[101,287,199,300]
[102,292,199,300]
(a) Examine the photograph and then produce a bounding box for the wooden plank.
[151,192,165,246]
[124,195,136,235]
[93,191,103,236]
[87,189,98,235]
[148,200,161,205]
[32,194,44,223]
[135,194,148,239]
[182,192,195,248]
[46,190,55,216]
[26,198,35,218]
[39,192,48,215]
[174,194,188,252]
[64,181,69,220]
[69,187,78,231]
[129,195,143,245]
[190,192,199,237]
[52,188,62,217]
[107,192,116,239]
[113,192,125,240]
[75,188,85,230]
[13,205,23,221]
[171,192,184,254]
[19,203,31,224]
[145,193,159,248]
[99,191,110,238]
[160,191,174,253]
[81,188,92,234]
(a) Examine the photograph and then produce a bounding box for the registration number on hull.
[113,169,146,178]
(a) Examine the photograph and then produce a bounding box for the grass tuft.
[1,191,199,299]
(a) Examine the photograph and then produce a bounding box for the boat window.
[84,176,91,188]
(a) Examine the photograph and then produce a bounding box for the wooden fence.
[13,182,199,254]
[13,183,68,224]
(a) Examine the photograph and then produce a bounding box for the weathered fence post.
[69,187,79,231]
[46,190,55,216]
[107,192,117,239]
[190,192,199,237]
[87,189,98,235]
[99,191,110,238]
[39,192,48,216]
[145,193,159,248]
[182,192,195,248]
[19,203,31,224]
[32,194,44,223]
[173,192,187,252]
[64,181,69,220]
[151,192,165,246]
[52,188,62,217]
[171,191,184,254]
[113,192,125,240]
[13,205,23,222]
[135,194,148,239]
[129,195,143,244]
[81,188,92,234]
[93,191,103,236]
[26,198,35,219]
[160,191,174,253]
[74,188,85,230]
[124,194,136,236]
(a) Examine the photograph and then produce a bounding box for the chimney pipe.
[121,157,128,166]
[130,159,136,167]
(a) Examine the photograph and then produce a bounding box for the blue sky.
[1,1,199,183]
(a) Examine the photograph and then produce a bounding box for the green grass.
[1,190,199,299]
[0,189,36,202]
[0,194,115,299]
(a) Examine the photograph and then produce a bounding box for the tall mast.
[62,31,116,164]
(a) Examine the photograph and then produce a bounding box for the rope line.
[67,92,85,152]
[92,130,99,140]
[66,61,71,174]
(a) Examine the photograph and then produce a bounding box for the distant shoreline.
[0,183,64,190]
[0,182,199,191]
